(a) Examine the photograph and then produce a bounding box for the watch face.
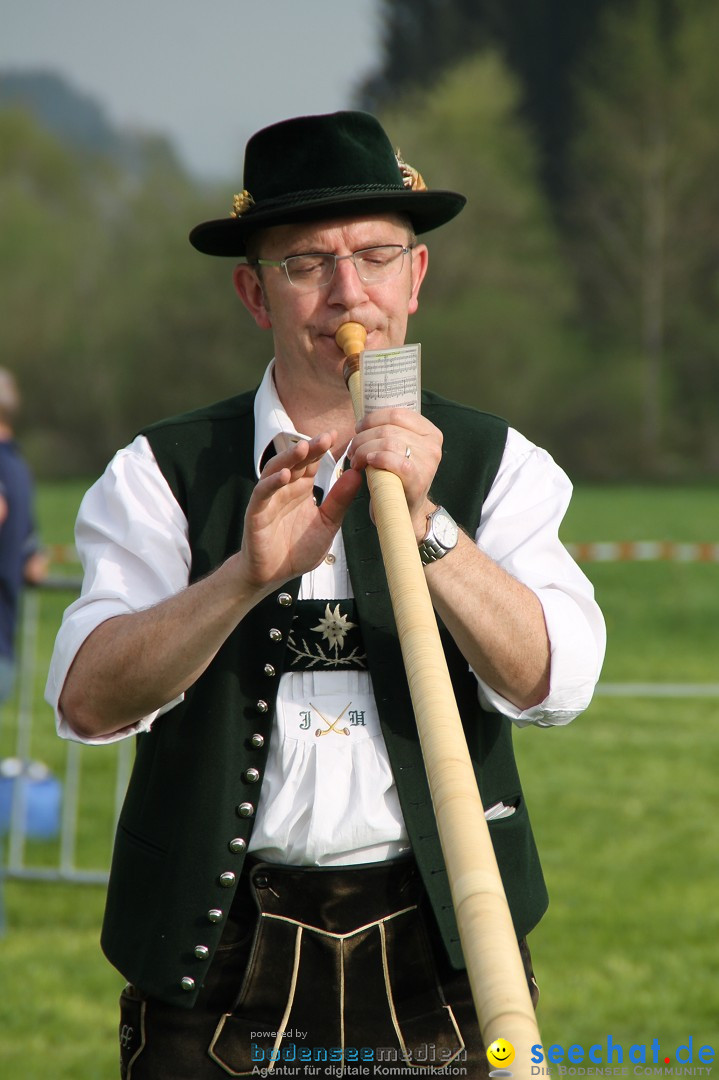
[433,510,458,549]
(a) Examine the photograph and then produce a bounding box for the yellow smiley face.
[487,1039,515,1069]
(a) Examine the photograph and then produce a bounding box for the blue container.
[0,760,62,840]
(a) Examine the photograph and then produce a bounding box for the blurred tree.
[0,108,99,468]
[379,53,584,461]
[358,0,622,203]
[565,0,719,473]
[0,107,268,477]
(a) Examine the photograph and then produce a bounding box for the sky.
[0,0,382,180]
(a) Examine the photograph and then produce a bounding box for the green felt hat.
[189,111,466,257]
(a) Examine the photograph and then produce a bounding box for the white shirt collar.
[252,360,310,478]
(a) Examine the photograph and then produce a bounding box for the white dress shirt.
[46,363,605,866]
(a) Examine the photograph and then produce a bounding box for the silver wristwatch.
[418,506,459,565]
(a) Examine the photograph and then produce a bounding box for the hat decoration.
[230,190,255,217]
[395,151,427,192]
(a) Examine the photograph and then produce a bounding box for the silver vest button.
[237,802,254,818]
[194,945,210,960]
[277,592,292,607]
[180,976,195,991]
[263,663,276,677]
[228,837,247,853]
[250,733,265,749]
[244,768,260,784]
[269,628,282,642]
[207,908,223,923]
[256,699,268,714]
[219,872,236,888]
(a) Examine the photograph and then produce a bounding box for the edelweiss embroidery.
[312,603,354,648]
[287,602,367,670]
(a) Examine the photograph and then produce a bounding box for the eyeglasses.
[249,244,414,291]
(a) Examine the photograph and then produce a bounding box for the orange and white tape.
[44,540,719,565]
[565,541,719,563]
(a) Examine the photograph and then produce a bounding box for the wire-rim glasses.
[250,244,414,291]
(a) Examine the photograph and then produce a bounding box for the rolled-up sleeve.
[474,428,606,727]
[45,435,191,743]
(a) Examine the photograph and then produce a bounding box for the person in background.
[46,112,605,1078]
[0,369,47,704]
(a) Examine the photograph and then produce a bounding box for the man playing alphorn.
[47,111,605,1078]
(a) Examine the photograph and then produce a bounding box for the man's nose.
[326,255,368,305]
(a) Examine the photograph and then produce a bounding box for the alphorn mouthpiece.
[336,322,367,385]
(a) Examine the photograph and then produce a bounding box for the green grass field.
[0,482,717,1077]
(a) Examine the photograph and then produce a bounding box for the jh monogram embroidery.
[297,702,369,738]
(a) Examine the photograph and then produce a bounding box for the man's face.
[234,214,428,402]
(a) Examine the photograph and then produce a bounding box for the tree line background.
[2,0,718,480]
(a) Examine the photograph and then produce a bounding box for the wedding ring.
[405,445,412,459]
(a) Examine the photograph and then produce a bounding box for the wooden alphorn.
[336,322,541,1074]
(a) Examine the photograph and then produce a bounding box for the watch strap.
[417,506,458,566]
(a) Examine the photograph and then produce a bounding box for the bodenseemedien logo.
[530,1036,715,1076]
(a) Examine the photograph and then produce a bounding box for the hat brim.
[189,190,466,257]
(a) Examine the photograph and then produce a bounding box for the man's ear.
[408,243,429,316]
[233,264,272,330]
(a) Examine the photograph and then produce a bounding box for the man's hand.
[347,409,551,711]
[347,408,442,540]
[237,432,362,594]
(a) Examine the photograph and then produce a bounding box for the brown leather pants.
[119,857,538,1078]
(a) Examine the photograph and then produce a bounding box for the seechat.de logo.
[530,1036,715,1072]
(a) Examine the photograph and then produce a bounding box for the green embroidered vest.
[100,389,548,1008]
